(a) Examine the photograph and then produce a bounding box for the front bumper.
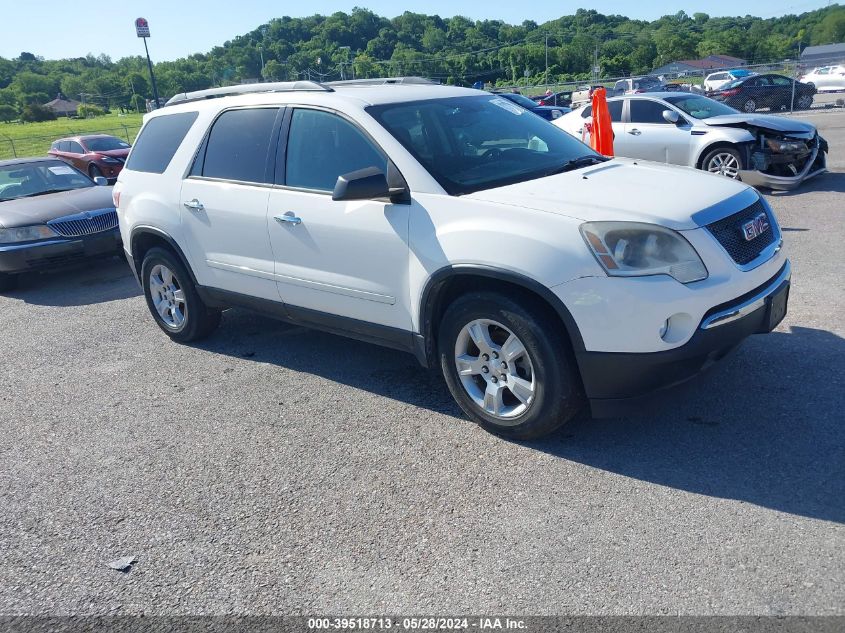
[579,261,791,417]
[0,228,121,274]
[739,137,828,191]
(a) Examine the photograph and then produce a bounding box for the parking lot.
[0,114,842,616]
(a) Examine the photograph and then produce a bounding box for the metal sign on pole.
[135,17,161,109]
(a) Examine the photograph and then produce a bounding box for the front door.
[620,98,690,164]
[267,107,411,331]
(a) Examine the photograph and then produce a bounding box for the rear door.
[179,106,283,301]
[619,98,689,164]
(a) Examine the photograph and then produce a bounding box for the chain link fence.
[0,124,142,161]
[498,58,845,115]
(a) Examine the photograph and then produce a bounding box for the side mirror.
[332,164,409,203]
[93,176,109,186]
[662,110,681,124]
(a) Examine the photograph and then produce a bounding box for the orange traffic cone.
[590,87,614,157]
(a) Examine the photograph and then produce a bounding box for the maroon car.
[48,134,131,181]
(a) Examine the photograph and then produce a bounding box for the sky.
[1,0,835,62]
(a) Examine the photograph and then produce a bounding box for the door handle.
[274,213,302,226]
[628,128,642,136]
[183,199,204,211]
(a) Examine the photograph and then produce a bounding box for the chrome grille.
[47,209,118,238]
[705,199,776,266]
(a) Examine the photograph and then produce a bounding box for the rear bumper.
[0,228,121,274]
[579,261,790,417]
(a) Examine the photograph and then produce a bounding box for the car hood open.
[703,114,817,135]
[466,158,751,231]
[0,186,114,228]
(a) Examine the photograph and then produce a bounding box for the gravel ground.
[0,117,842,617]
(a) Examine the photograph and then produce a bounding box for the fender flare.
[128,225,199,286]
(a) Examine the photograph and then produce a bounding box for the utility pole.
[339,46,351,81]
[545,34,549,88]
[258,45,265,81]
[135,18,160,109]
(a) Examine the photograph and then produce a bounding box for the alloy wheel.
[706,152,741,179]
[453,318,536,423]
[149,264,187,329]
[743,99,756,113]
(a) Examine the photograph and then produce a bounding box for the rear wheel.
[140,247,221,342]
[742,98,757,113]
[0,272,18,293]
[438,291,583,440]
[702,146,743,180]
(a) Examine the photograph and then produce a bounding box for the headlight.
[580,222,708,284]
[0,225,58,244]
[766,138,805,153]
[99,156,121,164]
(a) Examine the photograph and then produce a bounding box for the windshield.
[85,136,131,152]
[368,95,602,195]
[635,77,661,90]
[665,95,739,119]
[501,93,540,109]
[0,161,93,201]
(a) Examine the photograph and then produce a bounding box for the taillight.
[722,88,740,96]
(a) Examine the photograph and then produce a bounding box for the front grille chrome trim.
[705,196,782,271]
[47,208,118,238]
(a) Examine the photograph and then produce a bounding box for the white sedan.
[799,65,845,92]
[553,92,828,190]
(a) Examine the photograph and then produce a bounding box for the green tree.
[0,104,17,122]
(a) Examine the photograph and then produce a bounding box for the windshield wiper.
[23,188,75,198]
[545,155,609,176]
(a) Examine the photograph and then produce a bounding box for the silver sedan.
[553,92,828,190]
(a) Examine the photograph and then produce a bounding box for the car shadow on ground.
[5,256,140,306]
[769,170,845,196]
[200,310,844,523]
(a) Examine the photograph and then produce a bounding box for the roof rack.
[326,76,439,86]
[165,81,333,106]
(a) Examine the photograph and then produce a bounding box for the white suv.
[116,80,790,439]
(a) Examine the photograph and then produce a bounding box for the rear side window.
[580,101,622,121]
[198,108,279,183]
[126,111,198,174]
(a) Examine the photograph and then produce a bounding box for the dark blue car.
[495,92,570,121]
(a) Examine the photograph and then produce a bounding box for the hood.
[94,148,130,159]
[703,114,816,135]
[466,158,750,231]
[0,186,114,228]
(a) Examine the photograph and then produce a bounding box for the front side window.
[68,141,85,154]
[368,95,602,196]
[200,108,278,183]
[285,109,387,192]
[126,111,198,174]
[629,99,672,124]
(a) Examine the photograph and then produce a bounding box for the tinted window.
[502,93,540,109]
[200,108,278,183]
[771,76,792,86]
[285,109,387,191]
[68,141,85,154]
[86,136,131,152]
[580,101,622,121]
[59,141,71,152]
[630,99,671,124]
[126,111,198,174]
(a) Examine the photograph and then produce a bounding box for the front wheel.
[141,247,221,342]
[438,291,583,440]
[89,164,104,180]
[796,94,813,110]
[701,146,743,180]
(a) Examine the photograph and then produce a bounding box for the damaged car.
[553,93,828,190]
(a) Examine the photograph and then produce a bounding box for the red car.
[48,134,131,181]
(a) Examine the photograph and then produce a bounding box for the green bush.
[21,103,56,122]
[0,104,18,123]
[77,104,105,118]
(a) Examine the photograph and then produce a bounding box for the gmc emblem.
[741,213,770,241]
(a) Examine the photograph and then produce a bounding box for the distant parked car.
[611,76,663,95]
[707,74,816,112]
[703,69,756,92]
[494,92,569,120]
[0,158,120,291]
[554,93,827,190]
[532,91,572,107]
[48,134,131,181]
[799,65,845,92]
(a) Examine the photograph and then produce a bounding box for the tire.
[438,291,583,440]
[140,247,221,342]
[89,164,104,180]
[701,146,743,180]
[742,98,757,113]
[797,94,813,110]
[0,272,18,293]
